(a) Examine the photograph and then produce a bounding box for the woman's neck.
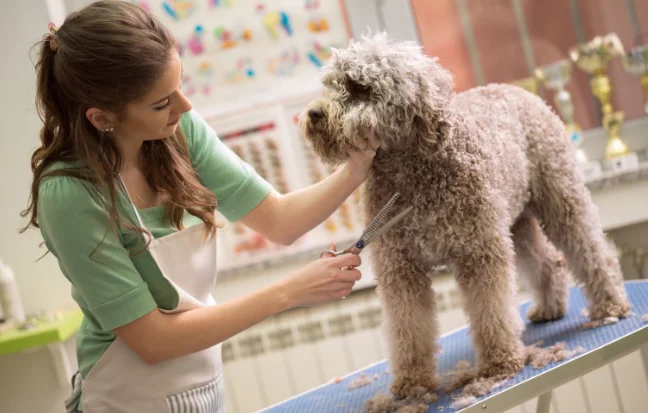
[117,136,144,174]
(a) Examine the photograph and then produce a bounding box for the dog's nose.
[308,108,325,123]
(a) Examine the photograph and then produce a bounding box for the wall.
[410,0,648,131]
[0,1,76,319]
[0,2,79,412]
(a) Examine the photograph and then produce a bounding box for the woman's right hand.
[279,244,362,308]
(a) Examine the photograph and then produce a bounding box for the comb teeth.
[362,192,400,243]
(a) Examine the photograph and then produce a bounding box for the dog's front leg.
[374,245,440,399]
[454,237,526,379]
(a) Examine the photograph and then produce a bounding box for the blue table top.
[260,280,648,413]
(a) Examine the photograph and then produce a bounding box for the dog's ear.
[426,57,454,102]
[409,59,454,150]
[345,74,372,99]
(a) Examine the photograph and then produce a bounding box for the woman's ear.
[86,107,116,131]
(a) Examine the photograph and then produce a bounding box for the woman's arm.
[37,161,365,367]
[182,109,380,243]
[240,163,361,245]
[115,253,361,364]
[240,134,381,245]
[115,281,290,364]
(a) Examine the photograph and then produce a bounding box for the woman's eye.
[154,101,170,111]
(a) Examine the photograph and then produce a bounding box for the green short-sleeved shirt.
[37,109,273,380]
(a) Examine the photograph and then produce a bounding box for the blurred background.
[1,1,648,412]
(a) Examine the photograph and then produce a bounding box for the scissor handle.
[319,246,362,273]
[319,249,347,258]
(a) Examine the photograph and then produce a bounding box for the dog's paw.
[390,374,438,400]
[589,298,631,320]
[478,350,525,379]
[526,300,567,323]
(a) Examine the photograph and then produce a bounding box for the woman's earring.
[102,126,114,133]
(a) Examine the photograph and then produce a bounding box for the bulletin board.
[129,0,351,116]
[209,101,367,275]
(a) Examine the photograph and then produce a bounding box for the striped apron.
[65,175,225,413]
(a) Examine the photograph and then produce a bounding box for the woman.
[21,2,379,412]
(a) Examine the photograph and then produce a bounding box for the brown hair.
[20,0,217,251]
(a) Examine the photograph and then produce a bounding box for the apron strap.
[64,371,82,413]
[116,174,148,231]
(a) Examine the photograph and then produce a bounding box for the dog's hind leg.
[512,211,569,323]
[373,246,440,399]
[529,149,630,320]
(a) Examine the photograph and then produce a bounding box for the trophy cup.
[569,33,632,164]
[620,44,648,114]
[534,59,588,164]
[510,76,539,95]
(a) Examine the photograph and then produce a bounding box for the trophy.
[534,59,587,163]
[510,76,540,95]
[620,44,648,114]
[569,33,630,160]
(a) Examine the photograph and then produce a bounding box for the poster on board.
[128,0,351,116]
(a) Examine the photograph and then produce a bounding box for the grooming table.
[259,280,648,413]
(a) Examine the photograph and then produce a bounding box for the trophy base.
[603,151,640,173]
[578,160,603,182]
[575,148,588,163]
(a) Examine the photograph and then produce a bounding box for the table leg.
[47,341,74,388]
[536,391,553,413]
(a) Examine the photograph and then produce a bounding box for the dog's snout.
[308,108,325,123]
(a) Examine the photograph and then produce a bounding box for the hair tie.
[43,22,59,52]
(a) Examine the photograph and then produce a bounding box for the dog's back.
[447,83,573,220]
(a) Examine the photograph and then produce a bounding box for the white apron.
[66,176,225,413]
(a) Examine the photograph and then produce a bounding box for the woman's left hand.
[346,131,381,183]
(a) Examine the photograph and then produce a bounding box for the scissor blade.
[359,192,400,243]
[364,206,413,245]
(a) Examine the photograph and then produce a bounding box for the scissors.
[320,192,413,259]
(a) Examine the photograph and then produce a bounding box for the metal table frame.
[460,316,648,413]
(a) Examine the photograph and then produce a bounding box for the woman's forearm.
[277,164,362,243]
[116,282,293,364]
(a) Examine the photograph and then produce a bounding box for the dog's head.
[300,33,454,164]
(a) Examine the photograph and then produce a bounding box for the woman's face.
[116,52,192,142]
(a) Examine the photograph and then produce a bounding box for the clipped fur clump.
[526,342,569,368]
[365,388,438,413]
[348,373,375,390]
[365,393,396,413]
[525,341,587,368]
[582,316,619,330]
[301,33,630,404]
[449,395,477,410]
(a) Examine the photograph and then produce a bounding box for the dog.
[300,33,630,401]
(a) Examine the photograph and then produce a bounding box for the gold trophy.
[534,59,587,163]
[510,76,540,95]
[569,33,629,160]
[620,44,648,114]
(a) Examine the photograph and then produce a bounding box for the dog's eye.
[345,75,371,98]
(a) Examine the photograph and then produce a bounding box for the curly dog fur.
[300,33,631,400]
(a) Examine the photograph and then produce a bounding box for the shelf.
[0,309,82,357]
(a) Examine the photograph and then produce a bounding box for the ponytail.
[20,36,68,233]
